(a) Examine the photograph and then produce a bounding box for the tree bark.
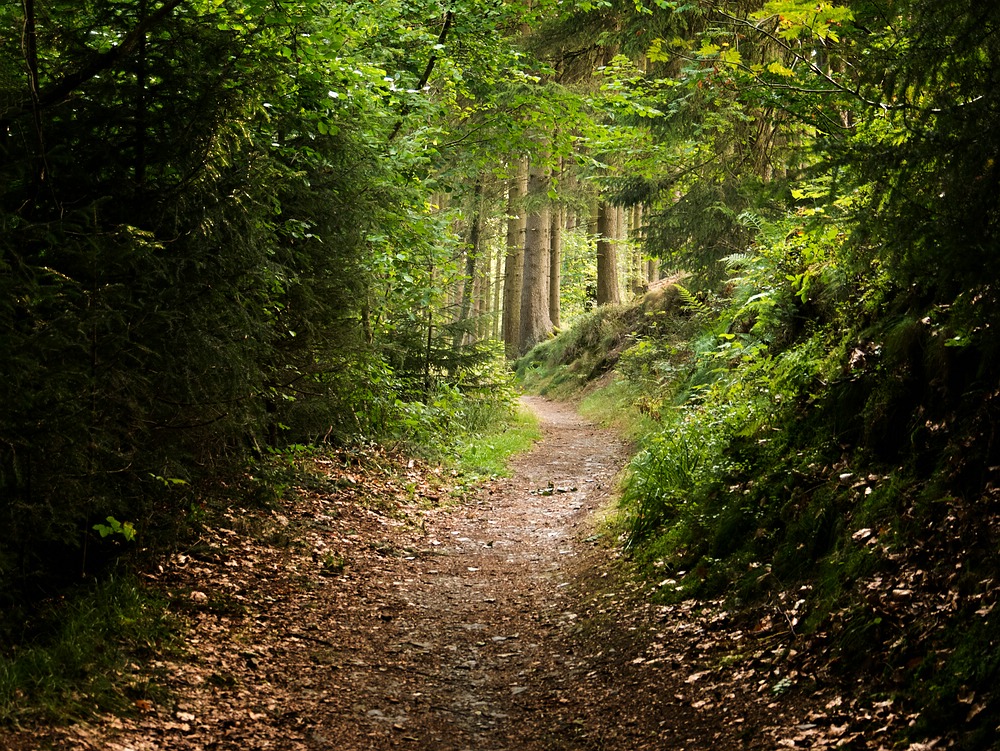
[629,203,646,294]
[549,205,562,329]
[134,0,148,198]
[477,227,492,340]
[502,158,528,357]
[20,0,46,191]
[492,246,502,340]
[596,201,620,305]
[518,161,552,354]
[455,178,484,350]
[647,257,660,284]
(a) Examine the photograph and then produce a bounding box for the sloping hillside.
[518,279,1000,750]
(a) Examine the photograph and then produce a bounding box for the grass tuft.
[0,574,174,725]
[450,403,541,482]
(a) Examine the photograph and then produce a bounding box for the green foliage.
[0,0,531,604]
[450,406,541,481]
[0,575,173,724]
[559,227,599,325]
[92,518,137,543]
[0,0,381,595]
[620,404,740,546]
[532,0,1000,743]
[4,0,1000,739]
[391,348,523,457]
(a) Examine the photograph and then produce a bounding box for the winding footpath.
[339,395,630,749]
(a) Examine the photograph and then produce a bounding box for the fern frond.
[674,283,711,317]
[720,252,753,270]
[737,211,763,231]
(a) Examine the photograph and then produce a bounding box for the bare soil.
[10,396,880,750]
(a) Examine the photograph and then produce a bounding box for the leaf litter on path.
[5,396,939,750]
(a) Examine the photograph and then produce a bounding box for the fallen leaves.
[2,399,989,751]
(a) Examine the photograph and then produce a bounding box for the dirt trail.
[278,395,755,751]
[337,394,631,750]
[23,396,818,751]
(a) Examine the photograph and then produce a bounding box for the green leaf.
[92,516,136,542]
[647,38,670,63]
[718,48,742,67]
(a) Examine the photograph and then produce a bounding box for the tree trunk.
[518,161,552,354]
[629,203,646,294]
[21,0,47,191]
[134,0,148,197]
[502,158,528,357]
[549,205,562,329]
[647,257,660,284]
[477,232,491,340]
[596,201,620,305]
[454,178,484,350]
[492,248,502,340]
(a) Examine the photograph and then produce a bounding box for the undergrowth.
[0,348,529,732]
[517,219,1000,747]
[0,574,174,725]
[450,404,541,484]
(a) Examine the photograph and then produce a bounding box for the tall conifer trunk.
[518,161,552,353]
[492,250,502,340]
[629,203,645,294]
[549,206,562,328]
[477,235,492,340]
[502,158,528,357]
[455,178,484,350]
[596,201,620,305]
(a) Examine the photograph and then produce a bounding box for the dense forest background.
[3,0,1000,745]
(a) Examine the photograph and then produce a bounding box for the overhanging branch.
[388,10,455,143]
[1,0,186,126]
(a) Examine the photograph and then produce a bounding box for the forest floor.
[8,396,908,750]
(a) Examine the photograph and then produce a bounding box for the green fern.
[674,283,712,317]
[721,252,754,271]
[737,211,763,232]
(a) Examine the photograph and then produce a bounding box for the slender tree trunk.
[455,178,484,350]
[617,205,628,297]
[492,248,502,340]
[628,203,646,294]
[502,158,528,357]
[549,205,562,329]
[596,201,620,305]
[134,0,148,195]
[518,160,552,354]
[21,0,46,193]
[477,232,492,340]
[422,194,445,396]
[388,11,454,142]
[647,257,660,284]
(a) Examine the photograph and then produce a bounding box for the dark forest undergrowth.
[3,394,975,751]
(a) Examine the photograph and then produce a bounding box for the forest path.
[334,394,634,750]
[290,395,750,751]
[37,396,813,751]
